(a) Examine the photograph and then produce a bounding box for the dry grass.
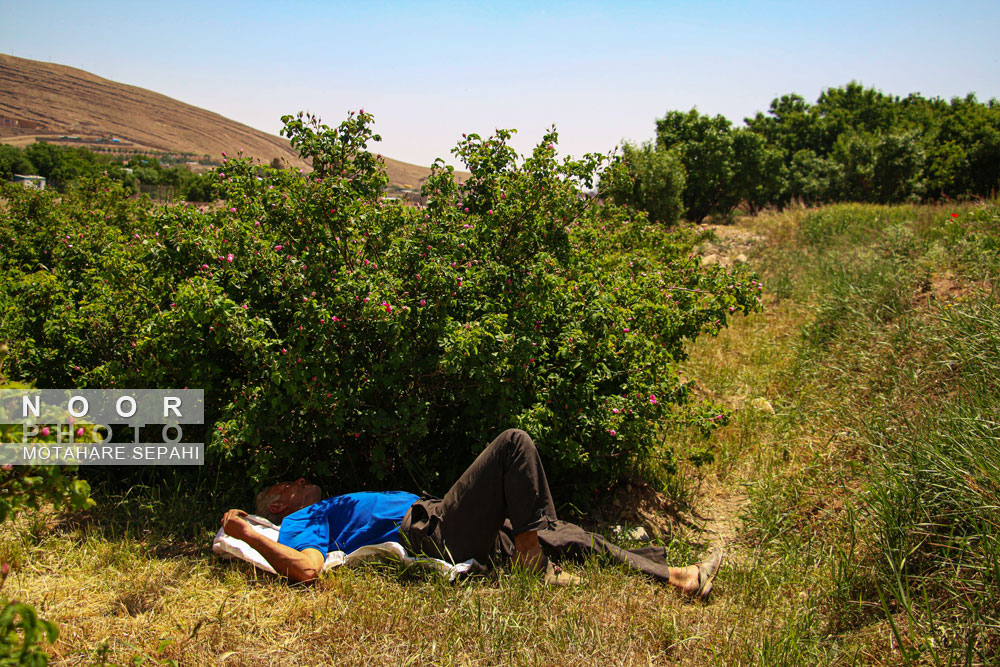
[5,518,734,666]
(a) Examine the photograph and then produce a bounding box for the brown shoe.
[690,547,724,601]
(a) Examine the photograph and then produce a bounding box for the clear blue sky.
[3,1,999,167]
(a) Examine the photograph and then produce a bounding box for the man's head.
[254,478,323,524]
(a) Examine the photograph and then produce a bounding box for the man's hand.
[221,509,253,542]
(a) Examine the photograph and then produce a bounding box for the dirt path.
[691,477,748,548]
[694,223,765,268]
[681,220,773,558]
[689,223,761,552]
[605,221,767,554]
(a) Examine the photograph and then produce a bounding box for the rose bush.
[0,112,761,504]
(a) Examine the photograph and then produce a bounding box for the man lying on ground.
[220,428,723,598]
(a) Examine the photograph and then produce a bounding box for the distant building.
[12,174,46,189]
[0,117,47,130]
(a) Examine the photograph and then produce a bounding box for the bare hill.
[0,54,454,190]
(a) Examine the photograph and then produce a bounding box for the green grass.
[3,201,999,665]
[669,201,1000,665]
[858,295,1000,661]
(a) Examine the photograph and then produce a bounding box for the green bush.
[600,141,685,226]
[0,364,93,666]
[0,599,57,667]
[0,350,95,522]
[0,112,761,505]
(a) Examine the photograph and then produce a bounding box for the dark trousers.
[400,428,557,564]
[500,521,676,582]
[401,428,678,582]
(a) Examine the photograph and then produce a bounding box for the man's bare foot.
[676,565,703,595]
[513,530,547,573]
[544,561,585,586]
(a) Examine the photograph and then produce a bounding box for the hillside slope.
[0,54,451,189]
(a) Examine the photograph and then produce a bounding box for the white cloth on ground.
[211,514,485,582]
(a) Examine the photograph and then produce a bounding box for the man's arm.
[221,509,325,583]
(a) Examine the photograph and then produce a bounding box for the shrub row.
[0,112,761,504]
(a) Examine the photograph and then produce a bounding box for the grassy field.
[3,201,998,666]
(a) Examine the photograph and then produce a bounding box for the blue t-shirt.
[277,491,419,557]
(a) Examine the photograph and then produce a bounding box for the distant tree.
[831,130,926,203]
[871,130,927,203]
[728,84,1000,205]
[24,142,109,189]
[730,129,785,214]
[23,142,63,179]
[160,166,188,189]
[783,149,837,205]
[815,82,900,150]
[829,131,877,201]
[0,145,36,180]
[924,140,970,198]
[127,156,165,185]
[601,141,685,225]
[104,163,138,194]
[935,94,1000,197]
[745,93,825,158]
[656,109,740,222]
[183,172,217,202]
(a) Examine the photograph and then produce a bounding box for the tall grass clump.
[750,202,999,661]
[779,205,932,359]
[863,292,1000,662]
